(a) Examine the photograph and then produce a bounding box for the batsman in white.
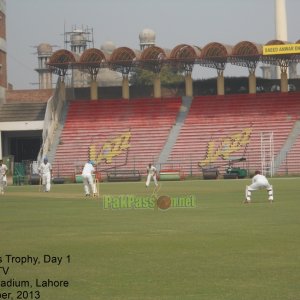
[38,157,52,192]
[0,159,8,195]
[245,170,274,203]
[146,163,158,187]
[82,160,98,197]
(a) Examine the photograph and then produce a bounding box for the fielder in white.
[0,159,8,195]
[146,163,158,187]
[245,170,274,203]
[82,160,98,197]
[38,157,52,192]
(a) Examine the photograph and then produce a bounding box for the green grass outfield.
[0,178,300,300]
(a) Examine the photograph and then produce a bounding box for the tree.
[130,65,184,86]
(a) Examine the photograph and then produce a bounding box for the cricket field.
[0,178,299,300]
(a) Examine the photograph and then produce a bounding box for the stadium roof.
[47,39,300,75]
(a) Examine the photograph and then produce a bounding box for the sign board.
[263,44,300,55]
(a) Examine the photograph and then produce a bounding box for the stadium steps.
[157,96,192,168]
[274,120,300,173]
[277,137,300,174]
[0,102,46,122]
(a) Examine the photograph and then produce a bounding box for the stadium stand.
[51,93,300,180]
[167,93,300,176]
[52,97,182,179]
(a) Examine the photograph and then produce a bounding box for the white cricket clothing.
[82,162,97,195]
[146,165,158,187]
[147,165,157,176]
[39,162,52,175]
[0,163,8,177]
[0,163,8,194]
[245,174,273,202]
[82,163,95,176]
[248,174,272,191]
[38,162,52,192]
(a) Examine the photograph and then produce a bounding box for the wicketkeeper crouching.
[245,170,274,203]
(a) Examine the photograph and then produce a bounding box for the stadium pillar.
[153,74,161,98]
[185,74,193,97]
[122,76,129,99]
[248,72,256,94]
[217,71,224,95]
[59,80,66,100]
[90,80,98,100]
[281,71,288,92]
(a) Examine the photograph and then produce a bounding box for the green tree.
[130,65,184,86]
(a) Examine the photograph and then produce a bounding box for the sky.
[5,0,300,90]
